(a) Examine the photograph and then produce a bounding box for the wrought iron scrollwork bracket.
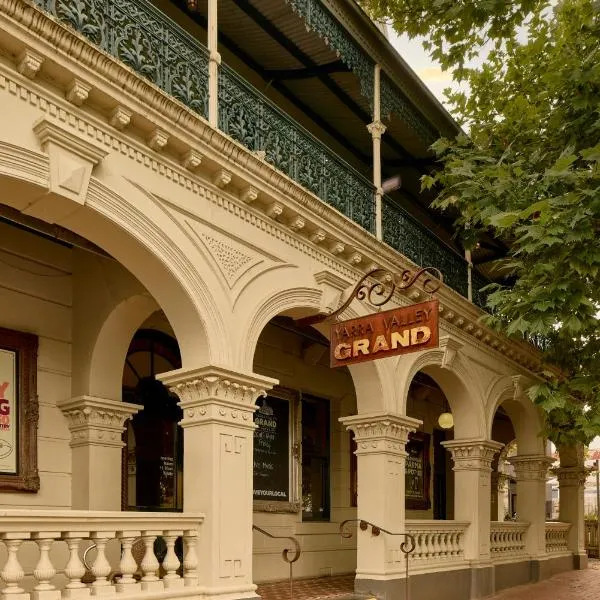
[339,519,416,554]
[295,267,442,328]
[252,524,301,564]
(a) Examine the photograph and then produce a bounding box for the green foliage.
[362,0,600,445]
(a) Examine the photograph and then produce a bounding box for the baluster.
[182,530,199,587]
[62,533,89,598]
[115,531,141,594]
[140,532,162,592]
[90,533,114,595]
[432,532,440,558]
[162,532,183,589]
[32,533,60,600]
[449,531,457,557]
[1,533,29,600]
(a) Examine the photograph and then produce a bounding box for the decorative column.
[207,0,220,126]
[159,366,276,599]
[509,455,554,565]
[442,439,503,597]
[555,444,589,569]
[367,64,386,240]
[490,471,509,521]
[59,396,139,510]
[340,413,421,594]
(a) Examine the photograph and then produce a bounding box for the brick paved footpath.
[487,559,600,600]
[256,562,600,600]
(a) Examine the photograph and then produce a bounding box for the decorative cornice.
[509,455,554,481]
[58,396,140,448]
[340,412,422,456]
[442,439,504,471]
[158,366,277,428]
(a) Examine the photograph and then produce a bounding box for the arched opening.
[251,314,358,580]
[122,320,183,511]
[405,372,455,520]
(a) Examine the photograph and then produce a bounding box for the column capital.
[553,465,591,487]
[158,365,277,428]
[367,120,387,139]
[509,455,554,481]
[442,439,504,471]
[340,412,422,455]
[58,396,140,448]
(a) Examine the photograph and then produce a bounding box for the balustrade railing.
[34,0,209,118]
[489,521,529,560]
[545,521,571,554]
[405,520,469,569]
[585,520,599,557]
[218,64,375,233]
[382,198,469,297]
[0,510,202,597]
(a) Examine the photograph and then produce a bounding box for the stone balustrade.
[0,510,203,598]
[584,520,598,557]
[489,521,529,560]
[545,522,571,554]
[405,520,470,571]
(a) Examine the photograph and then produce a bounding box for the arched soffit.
[397,348,487,438]
[487,376,545,455]
[87,294,159,401]
[0,146,229,366]
[243,280,389,414]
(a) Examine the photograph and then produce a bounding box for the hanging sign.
[330,299,439,367]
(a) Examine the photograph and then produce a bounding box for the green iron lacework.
[219,64,376,233]
[382,196,469,298]
[471,269,492,310]
[380,73,438,145]
[34,0,209,119]
[284,0,375,104]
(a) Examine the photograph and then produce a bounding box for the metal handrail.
[340,519,415,600]
[253,525,301,600]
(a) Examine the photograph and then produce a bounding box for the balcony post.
[208,0,221,127]
[58,396,140,510]
[509,455,554,573]
[160,366,277,599]
[442,439,503,597]
[367,64,386,240]
[555,444,589,569]
[340,413,421,596]
[465,249,473,302]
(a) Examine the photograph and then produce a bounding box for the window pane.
[302,395,330,521]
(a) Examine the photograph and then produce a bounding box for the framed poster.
[405,431,431,510]
[0,327,39,492]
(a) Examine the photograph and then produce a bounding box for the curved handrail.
[339,519,415,554]
[252,525,301,564]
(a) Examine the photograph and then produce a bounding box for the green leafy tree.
[362,0,600,445]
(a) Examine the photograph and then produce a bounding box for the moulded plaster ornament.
[288,216,305,232]
[17,48,44,79]
[442,439,504,471]
[309,229,326,244]
[266,202,283,220]
[509,455,554,481]
[182,148,203,171]
[329,241,345,255]
[367,120,386,140]
[240,186,259,204]
[212,169,232,188]
[66,78,91,106]
[348,252,362,266]
[28,118,108,222]
[109,106,132,131]
[147,128,169,151]
[553,466,590,487]
[439,336,464,369]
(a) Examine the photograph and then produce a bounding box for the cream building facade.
[0,1,590,600]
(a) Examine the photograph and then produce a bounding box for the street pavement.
[487,560,600,599]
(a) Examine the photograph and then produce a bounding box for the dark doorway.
[433,429,447,520]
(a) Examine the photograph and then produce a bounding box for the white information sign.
[0,349,17,474]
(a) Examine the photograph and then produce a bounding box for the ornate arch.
[397,346,487,438]
[0,141,228,367]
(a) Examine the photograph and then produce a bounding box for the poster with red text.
[0,349,17,474]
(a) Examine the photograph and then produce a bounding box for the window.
[122,329,183,511]
[301,394,330,521]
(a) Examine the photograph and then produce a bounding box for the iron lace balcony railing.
[35,0,210,118]
[218,63,375,233]
[382,196,469,298]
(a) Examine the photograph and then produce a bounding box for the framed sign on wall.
[0,327,39,492]
[405,431,431,511]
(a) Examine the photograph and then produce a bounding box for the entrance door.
[122,329,183,511]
